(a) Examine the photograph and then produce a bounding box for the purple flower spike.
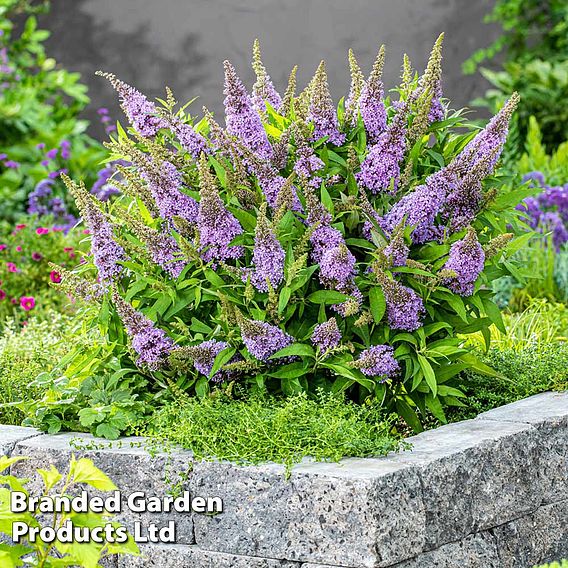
[97,71,167,137]
[356,345,399,379]
[223,60,273,160]
[114,293,173,370]
[443,228,485,296]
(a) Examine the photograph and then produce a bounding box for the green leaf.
[481,297,506,334]
[459,352,505,378]
[418,355,437,397]
[369,286,386,324]
[70,457,117,491]
[267,362,308,379]
[278,287,292,315]
[270,344,315,359]
[307,290,348,304]
[425,393,446,423]
[208,347,237,379]
[396,399,423,433]
[95,423,120,440]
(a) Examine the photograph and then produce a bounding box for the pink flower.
[10,297,17,305]
[36,227,49,235]
[21,320,28,327]
[0,290,6,301]
[82,229,91,235]
[49,270,62,283]
[64,247,74,253]
[20,296,35,311]
[15,245,22,252]
[6,262,18,273]
[15,224,26,231]
[32,252,43,261]
[0,244,6,251]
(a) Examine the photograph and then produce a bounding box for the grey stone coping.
[0,391,566,568]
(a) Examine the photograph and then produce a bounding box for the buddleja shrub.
[54,35,529,433]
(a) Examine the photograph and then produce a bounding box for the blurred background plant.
[0,218,88,322]
[0,0,112,224]
[490,118,568,311]
[464,0,568,156]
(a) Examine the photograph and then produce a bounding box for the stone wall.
[1,391,567,568]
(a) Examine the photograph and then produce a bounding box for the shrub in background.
[42,34,529,437]
[491,118,568,309]
[464,0,568,153]
[0,0,109,223]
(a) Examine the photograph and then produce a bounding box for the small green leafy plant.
[149,391,403,474]
[0,454,139,567]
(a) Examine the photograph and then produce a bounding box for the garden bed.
[3,390,567,568]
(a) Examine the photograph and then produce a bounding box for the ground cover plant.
[32,33,535,440]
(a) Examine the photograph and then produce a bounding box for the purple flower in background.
[443,228,485,296]
[46,148,58,160]
[4,160,19,169]
[97,72,167,137]
[91,165,120,201]
[522,171,546,187]
[307,61,345,146]
[356,344,399,379]
[197,155,243,263]
[240,318,293,361]
[114,293,173,370]
[97,106,117,134]
[541,212,568,251]
[250,206,285,291]
[311,317,341,352]
[60,140,71,160]
[357,105,407,194]
[516,197,542,229]
[359,45,387,143]
[141,159,198,223]
[223,60,273,160]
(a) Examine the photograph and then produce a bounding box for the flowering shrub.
[0,0,109,223]
[53,35,528,433]
[0,219,87,321]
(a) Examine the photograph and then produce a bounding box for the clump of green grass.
[533,561,568,568]
[0,311,76,424]
[148,392,402,474]
[451,341,568,422]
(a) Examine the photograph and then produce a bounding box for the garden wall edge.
[1,391,566,568]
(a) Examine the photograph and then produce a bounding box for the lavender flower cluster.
[517,172,568,251]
